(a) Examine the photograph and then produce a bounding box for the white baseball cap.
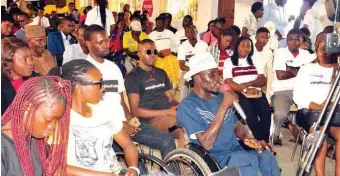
[184,52,218,81]
[130,20,142,32]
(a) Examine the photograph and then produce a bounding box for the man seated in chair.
[177,52,280,176]
[125,39,186,148]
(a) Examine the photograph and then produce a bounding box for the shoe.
[273,136,282,146]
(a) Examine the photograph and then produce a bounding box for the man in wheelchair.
[177,52,280,176]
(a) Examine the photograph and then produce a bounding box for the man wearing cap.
[125,39,186,148]
[25,25,56,75]
[123,20,149,73]
[177,52,280,176]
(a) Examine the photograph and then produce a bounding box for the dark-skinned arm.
[245,74,266,88]
[113,129,139,170]
[276,70,297,80]
[195,92,235,150]
[224,78,243,92]
[165,90,179,106]
[120,92,134,121]
[241,27,250,37]
[127,93,171,118]
[179,60,190,71]
[234,121,253,140]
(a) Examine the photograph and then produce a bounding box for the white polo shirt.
[177,40,208,66]
[86,55,126,122]
[272,48,315,93]
[149,29,176,52]
[253,48,273,77]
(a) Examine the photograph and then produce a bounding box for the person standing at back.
[259,0,288,47]
[85,0,115,37]
[149,16,179,87]
[242,1,264,37]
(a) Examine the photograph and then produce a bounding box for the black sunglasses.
[140,49,158,55]
[79,78,104,88]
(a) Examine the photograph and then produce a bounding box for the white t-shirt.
[149,29,176,52]
[254,48,273,77]
[223,56,264,88]
[67,103,123,173]
[293,63,335,109]
[63,43,88,65]
[177,40,208,66]
[175,28,186,51]
[31,16,50,28]
[85,6,115,36]
[272,48,315,93]
[86,55,126,121]
[303,9,314,38]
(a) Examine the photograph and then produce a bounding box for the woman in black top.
[1,37,39,115]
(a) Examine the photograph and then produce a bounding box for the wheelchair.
[116,151,173,175]
[164,143,240,176]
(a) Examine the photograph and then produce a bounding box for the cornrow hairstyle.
[1,37,30,80]
[48,59,96,90]
[1,76,72,176]
[83,24,105,41]
[231,36,254,66]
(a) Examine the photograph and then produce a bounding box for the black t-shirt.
[125,66,172,110]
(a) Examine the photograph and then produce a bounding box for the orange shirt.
[32,49,56,75]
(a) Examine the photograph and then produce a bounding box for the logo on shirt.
[232,66,258,77]
[103,80,118,93]
[286,60,293,63]
[310,74,324,78]
[196,108,231,124]
[145,83,165,90]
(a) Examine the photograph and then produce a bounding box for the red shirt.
[292,51,299,58]
[10,78,24,92]
[219,49,230,75]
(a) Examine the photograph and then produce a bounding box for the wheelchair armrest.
[210,166,240,176]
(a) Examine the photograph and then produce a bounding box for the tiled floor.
[274,128,335,176]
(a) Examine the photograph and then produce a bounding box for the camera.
[325,33,340,53]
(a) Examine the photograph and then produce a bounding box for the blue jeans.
[226,150,280,176]
[112,122,176,159]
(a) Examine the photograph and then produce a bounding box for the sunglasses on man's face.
[79,78,104,89]
[143,49,159,56]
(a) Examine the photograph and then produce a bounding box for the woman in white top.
[49,60,139,176]
[85,0,115,36]
[293,33,340,176]
[223,37,273,152]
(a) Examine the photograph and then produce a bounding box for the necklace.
[141,66,155,82]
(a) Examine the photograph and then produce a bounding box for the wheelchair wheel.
[116,152,173,175]
[164,148,213,176]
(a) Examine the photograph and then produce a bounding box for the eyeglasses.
[139,49,159,55]
[79,78,103,88]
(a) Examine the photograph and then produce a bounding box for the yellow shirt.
[123,31,149,52]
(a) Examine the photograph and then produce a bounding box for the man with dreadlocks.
[1,76,72,176]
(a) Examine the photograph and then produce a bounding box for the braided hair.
[231,36,254,66]
[48,59,96,90]
[1,76,72,176]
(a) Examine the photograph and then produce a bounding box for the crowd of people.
[1,0,340,175]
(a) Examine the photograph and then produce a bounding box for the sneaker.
[273,135,282,146]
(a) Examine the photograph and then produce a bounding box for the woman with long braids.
[1,37,39,115]
[85,0,115,36]
[49,59,139,176]
[1,76,72,176]
[223,36,273,153]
